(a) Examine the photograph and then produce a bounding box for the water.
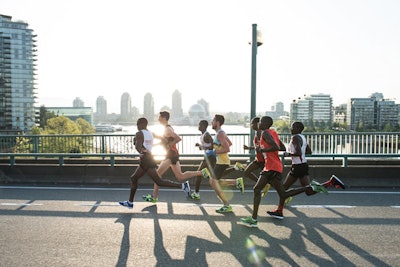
[119,124,251,135]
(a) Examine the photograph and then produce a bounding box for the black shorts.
[166,149,179,165]
[213,164,229,180]
[259,170,282,183]
[289,163,309,178]
[139,153,157,171]
[253,160,265,169]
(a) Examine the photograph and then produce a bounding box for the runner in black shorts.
[119,117,191,209]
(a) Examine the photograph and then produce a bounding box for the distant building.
[0,14,38,133]
[346,96,399,131]
[120,92,132,121]
[376,100,399,130]
[188,104,209,125]
[171,90,183,119]
[197,98,210,117]
[290,94,333,127]
[265,102,285,120]
[46,107,93,125]
[96,96,107,116]
[73,97,84,108]
[143,93,154,122]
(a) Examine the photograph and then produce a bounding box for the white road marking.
[290,205,355,208]
[0,203,43,206]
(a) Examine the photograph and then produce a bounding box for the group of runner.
[119,111,346,227]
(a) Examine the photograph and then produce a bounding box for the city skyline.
[2,0,400,114]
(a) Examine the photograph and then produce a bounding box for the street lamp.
[250,24,263,159]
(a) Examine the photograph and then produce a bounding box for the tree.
[40,116,95,153]
[39,105,56,128]
[76,118,95,134]
[44,116,80,135]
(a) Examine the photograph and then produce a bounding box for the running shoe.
[236,177,244,194]
[216,205,233,213]
[119,200,133,209]
[234,162,245,171]
[182,181,191,197]
[267,209,284,220]
[201,168,211,179]
[311,180,328,194]
[240,216,258,227]
[142,194,158,203]
[261,183,271,197]
[189,192,201,200]
[330,175,346,189]
[284,196,293,205]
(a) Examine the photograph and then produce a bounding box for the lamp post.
[250,24,263,159]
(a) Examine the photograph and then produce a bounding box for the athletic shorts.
[213,164,229,180]
[289,163,309,178]
[166,149,179,165]
[139,153,157,171]
[252,160,265,169]
[259,170,283,183]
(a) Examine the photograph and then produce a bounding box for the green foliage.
[13,135,31,153]
[39,105,56,128]
[37,116,95,153]
[76,118,96,134]
[274,120,290,133]
[44,116,80,134]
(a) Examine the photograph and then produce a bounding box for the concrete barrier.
[1,159,400,188]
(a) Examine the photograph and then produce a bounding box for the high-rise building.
[0,15,37,133]
[347,96,399,130]
[290,94,333,126]
[265,102,285,120]
[171,90,183,118]
[377,100,398,130]
[96,96,107,116]
[143,93,154,122]
[347,98,375,130]
[73,97,84,107]
[120,92,132,120]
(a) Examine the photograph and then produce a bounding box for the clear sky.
[3,0,400,114]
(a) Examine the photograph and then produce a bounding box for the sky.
[3,0,400,114]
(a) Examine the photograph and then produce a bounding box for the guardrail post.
[110,156,115,167]
[58,156,64,166]
[10,155,15,166]
[343,156,348,167]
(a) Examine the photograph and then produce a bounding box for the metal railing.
[0,132,399,166]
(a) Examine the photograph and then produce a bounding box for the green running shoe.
[216,205,233,213]
[311,180,328,194]
[284,196,293,205]
[201,168,211,179]
[234,162,245,171]
[189,192,201,200]
[142,194,158,203]
[236,177,244,194]
[261,183,271,197]
[240,216,258,227]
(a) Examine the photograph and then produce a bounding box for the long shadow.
[1,190,399,266]
[114,213,133,267]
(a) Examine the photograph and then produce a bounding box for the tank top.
[200,131,215,157]
[164,124,179,155]
[289,133,307,164]
[254,131,265,162]
[213,129,230,165]
[260,129,283,173]
[141,129,153,152]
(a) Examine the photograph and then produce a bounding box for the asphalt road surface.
[1,185,399,267]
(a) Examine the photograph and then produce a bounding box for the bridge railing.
[0,132,399,166]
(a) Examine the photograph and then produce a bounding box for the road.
[1,185,399,267]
